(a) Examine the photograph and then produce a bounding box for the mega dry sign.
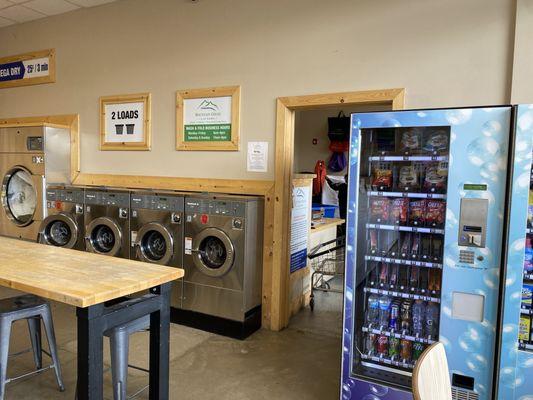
[99,93,151,151]
[0,49,55,89]
[176,86,240,151]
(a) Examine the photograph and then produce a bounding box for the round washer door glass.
[5,169,37,225]
[141,230,167,262]
[199,236,228,269]
[46,220,72,247]
[91,224,116,253]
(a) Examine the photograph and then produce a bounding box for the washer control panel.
[85,190,129,207]
[131,194,184,212]
[185,198,246,217]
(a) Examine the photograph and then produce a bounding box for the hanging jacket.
[313,160,327,197]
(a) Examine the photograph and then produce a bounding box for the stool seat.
[0,295,47,315]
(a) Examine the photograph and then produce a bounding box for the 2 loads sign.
[176,86,240,151]
[0,49,55,89]
[100,93,151,151]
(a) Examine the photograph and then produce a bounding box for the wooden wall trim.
[272,88,405,331]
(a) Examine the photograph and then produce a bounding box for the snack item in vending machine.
[370,197,390,223]
[431,237,444,262]
[372,169,393,191]
[400,339,412,362]
[387,237,399,258]
[528,204,533,228]
[419,268,429,294]
[390,198,409,225]
[389,337,400,359]
[377,335,389,357]
[519,316,531,341]
[426,200,446,228]
[522,284,533,309]
[423,130,448,153]
[409,200,426,226]
[399,166,418,191]
[410,266,420,291]
[369,264,378,287]
[389,264,399,288]
[423,164,448,193]
[428,269,441,293]
[398,267,408,290]
[411,235,420,259]
[378,263,389,287]
[412,342,425,362]
[420,235,431,261]
[399,129,421,154]
[369,230,378,254]
[400,234,411,258]
[524,237,533,273]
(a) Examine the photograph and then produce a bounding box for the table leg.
[77,305,104,400]
[149,283,171,400]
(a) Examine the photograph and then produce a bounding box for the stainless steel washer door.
[39,213,79,248]
[86,217,122,256]
[192,227,235,277]
[2,167,38,227]
[136,222,174,265]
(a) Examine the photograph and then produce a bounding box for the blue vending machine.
[341,107,512,400]
[496,104,533,400]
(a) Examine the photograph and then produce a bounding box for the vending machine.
[496,104,533,399]
[341,107,512,400]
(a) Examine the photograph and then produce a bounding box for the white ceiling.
[0,0,119,27]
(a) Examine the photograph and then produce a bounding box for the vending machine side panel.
[497,104,533,400]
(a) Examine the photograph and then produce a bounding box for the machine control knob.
[75,204,84,214]
[232,218,243,229]
[119,208,129,219]
[172,213,181,224]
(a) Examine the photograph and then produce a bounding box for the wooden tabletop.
[311,218,345,233]
[0,237,184,308]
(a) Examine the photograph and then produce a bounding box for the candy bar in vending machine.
[342,107,512,399]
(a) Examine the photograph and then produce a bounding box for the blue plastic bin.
[312,204,338,219]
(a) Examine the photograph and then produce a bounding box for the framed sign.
[176,85,240,151]
[0,49,55,89]
[100,93,151,151]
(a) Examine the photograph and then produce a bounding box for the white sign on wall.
[290,185,311,273]
[183,96,232,142]
[100,93,151,151]
[247,141,268,172]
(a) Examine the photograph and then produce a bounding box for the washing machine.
[38,186,85,250]
[130,190,184,307]
[0,126,71,241]
[177,194,264,338]
[84,188,130,258]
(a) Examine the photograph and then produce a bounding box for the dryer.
[130,190,184,308]
[38,186,85,250]
[84,188,130,259]
[178,194,264,338]
[0,126,70,241]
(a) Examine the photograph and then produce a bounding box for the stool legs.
[0,318,11,400]
[41,306,65,392]
[110,330,129,400]
[27,317,42,370]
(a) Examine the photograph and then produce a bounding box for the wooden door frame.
[270,88,405,331]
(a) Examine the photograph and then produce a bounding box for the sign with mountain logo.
[0,49,55,89]
[177,86,240,151]
[183,97,232,141]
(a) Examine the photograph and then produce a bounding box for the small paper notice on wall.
[247,141,268,172]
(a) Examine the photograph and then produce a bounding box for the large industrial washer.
[0,126,70,241]
[175,194,264,339]
[84,188,130,259]
[130,190,184,308]
[39,186,85,250]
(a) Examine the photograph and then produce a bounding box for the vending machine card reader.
[458,198,488,248]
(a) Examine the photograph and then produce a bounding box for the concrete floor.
[0,285,343,400]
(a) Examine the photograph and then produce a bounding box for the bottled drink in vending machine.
[365,333,377,355]
[389,337,400,359]
[425,302,439,338]
[378,295,392,328]
[389,301,400,331]
[377,335,389,357]
[379,263,388,287]
[412,300,426,337]
[412,342,425,362]
[400,339,412,362]
[366,294,380,326]
[401,299,412,333]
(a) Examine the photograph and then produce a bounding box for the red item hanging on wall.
[313,160,327,196]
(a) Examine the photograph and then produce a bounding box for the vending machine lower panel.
[342,107,511,400]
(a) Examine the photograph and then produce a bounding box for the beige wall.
[511,0,533,103]
[0,0,515,180]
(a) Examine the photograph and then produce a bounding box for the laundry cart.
[308,235,345,311]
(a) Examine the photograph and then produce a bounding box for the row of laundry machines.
[38,186,264,338]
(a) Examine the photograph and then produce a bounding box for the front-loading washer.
[84,188,130,259]
[130,190,184,308]
[38,186,85,250]
[176,194,264,339]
